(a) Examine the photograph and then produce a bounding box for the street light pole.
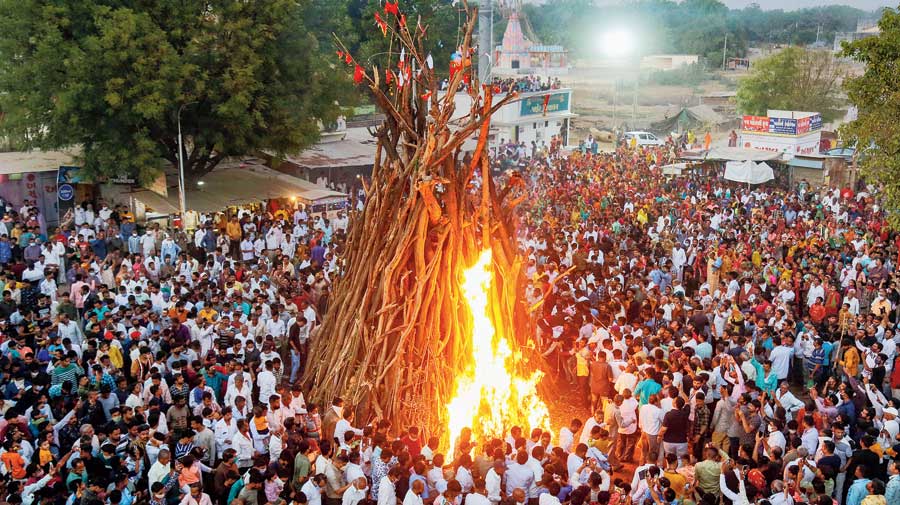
[722,33,728,71]
[176,102,196,219]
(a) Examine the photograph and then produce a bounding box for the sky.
[569,1,896,11]
[722,0,893,10]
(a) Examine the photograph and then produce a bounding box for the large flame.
[446,249,550,454]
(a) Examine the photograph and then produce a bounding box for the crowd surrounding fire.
[2,129,899,505]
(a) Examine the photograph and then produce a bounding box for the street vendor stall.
[120,158,348,225]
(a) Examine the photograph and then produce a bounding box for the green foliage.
[349,0,460,79]
[840,8,900,226]
[0,0,355,183]
[735,47,846,121]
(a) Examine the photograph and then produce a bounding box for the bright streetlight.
[600,28,635,59]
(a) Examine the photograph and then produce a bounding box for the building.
[834,18,880,52]
[115,158,347,223]
[640,54,699,71]
[0,149,78,226]
[269,127,375,193]
[493,11,569,75]
[739,110,823,157]
[442,87,575,148]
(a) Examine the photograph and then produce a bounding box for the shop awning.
[786,158,824,169]
[724,161,775,184]
[0,149,77,175]
[130,160,347,214]
[706,147,783,162]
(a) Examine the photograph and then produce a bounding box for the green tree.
[841,7,900,225]
[350,0,460,78]
[735,47,846,121]
[0,0,354,183]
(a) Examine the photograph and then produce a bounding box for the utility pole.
[478,0,493,83]
[176,102,197,219]
[722,32,728,71]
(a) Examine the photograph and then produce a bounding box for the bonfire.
[302,0,549,449]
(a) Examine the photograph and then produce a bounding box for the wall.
[441,89,573,148]
[791,166,825,188]
[739,131,822,156]
[0,171,60,227]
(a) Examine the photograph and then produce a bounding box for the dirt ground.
[557,65,743,145]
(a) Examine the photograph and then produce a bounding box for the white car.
[624,131,664,146]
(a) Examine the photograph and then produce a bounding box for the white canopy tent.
[660,162,688,176]
[724,160,775,185]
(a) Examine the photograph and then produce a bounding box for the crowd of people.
[0,199,350,505]
[511,141,900,505]
[489,77,564,94]
[0,131,898,505]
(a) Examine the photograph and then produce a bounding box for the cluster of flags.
[335,0,454,100]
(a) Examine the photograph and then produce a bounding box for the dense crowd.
[510,142,899,505]
[490,77,563,94]
[0,135,898,505]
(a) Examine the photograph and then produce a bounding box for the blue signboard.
[810,114,822,131]
[520,92,570,116]
[58,183,74,201]
[769,117,797,135]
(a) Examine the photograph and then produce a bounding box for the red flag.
[374,12,387,36]
[421,91,432,101]
[385,69,393,85]
[354,65,365,84]
[345,53,353,65]
[399,14,406,28]
[336,50,344,60]
[542,94,551,115]
[384,0,399,15]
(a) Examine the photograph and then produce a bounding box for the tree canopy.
[0,0,354,183]
[735,47,846,121]
[840,7,900,225]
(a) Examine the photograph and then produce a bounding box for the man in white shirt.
[799,416,819,456]
[614,365,638,394]
[485,460,505,505]
[566,444,592,488]
[302,474,327,505]
[579,410,603,446]
[557,419,582,454]
[775,381,804,421]
[342,477,368,505]
[257,360,277,405]
[770,337,795,381]
[614,392,639,465]
[538,482,561,505]
[639,394,665,466]
[214,409,238,459]
[404,479,426,505]
[505,451,535,496]
[378,467,401,505]
[465,480,492,505]
[148,448,173,487]
[56,314,84,348]
[806,278,825,308]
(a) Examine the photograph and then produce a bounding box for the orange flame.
[447,249,550,454]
